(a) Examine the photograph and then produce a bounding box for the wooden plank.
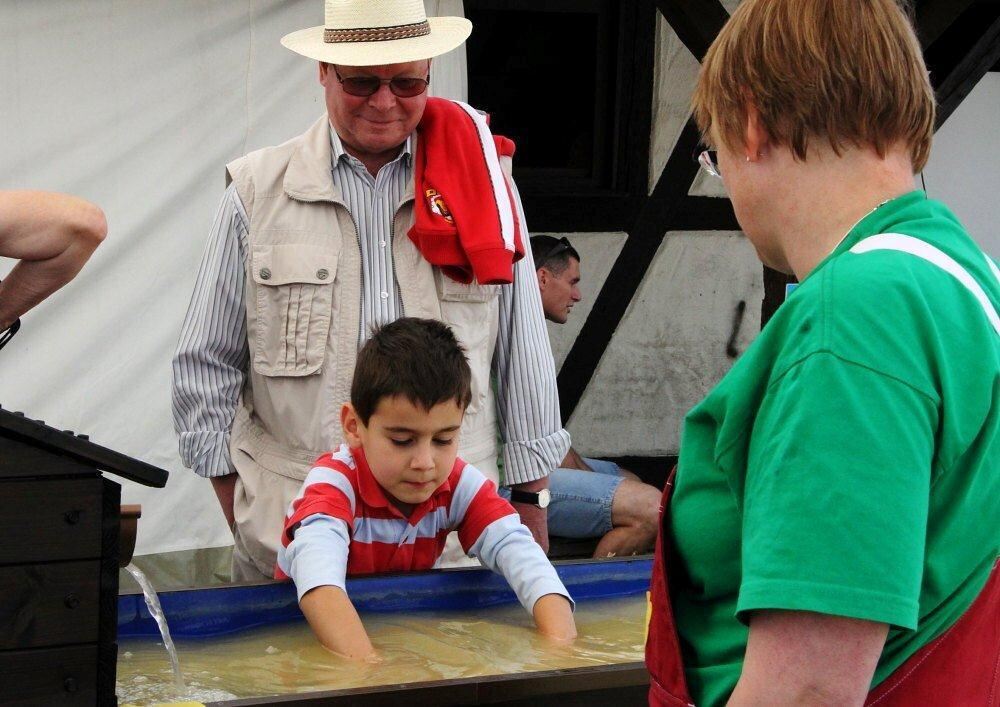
[0,561,100,649]
[0,437,98,480]
[208,661,649,707]
[0,478,103,564]
[0,644,98,706]
[97,479,121,704]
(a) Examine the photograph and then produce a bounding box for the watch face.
[537,488,551,509]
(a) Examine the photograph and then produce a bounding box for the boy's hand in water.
[300,585,378,661]
[533,593,577,642]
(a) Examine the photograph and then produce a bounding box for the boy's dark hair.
[351,317,473,425]
[530,235,580,275]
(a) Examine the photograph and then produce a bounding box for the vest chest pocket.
[251,244,338,377]
[435,273,501,414]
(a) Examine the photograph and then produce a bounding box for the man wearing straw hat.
[172,0,572,580]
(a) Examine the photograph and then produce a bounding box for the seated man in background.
[0,191,107,347]
[530,235,661,557]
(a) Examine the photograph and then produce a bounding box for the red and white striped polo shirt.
[277,444,517,576]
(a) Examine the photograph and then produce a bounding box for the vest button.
[317,268,329,280]
[260,267,272,280]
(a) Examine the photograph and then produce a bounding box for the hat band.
[324,21,431,44]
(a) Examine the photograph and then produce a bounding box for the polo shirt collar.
[349,445,456,523]
[329,125,414,170]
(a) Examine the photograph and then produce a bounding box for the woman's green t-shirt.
[670,191,1000,707]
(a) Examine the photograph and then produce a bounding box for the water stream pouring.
[124,563,184,691]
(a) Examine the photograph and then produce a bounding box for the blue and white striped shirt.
[171,124,569,486]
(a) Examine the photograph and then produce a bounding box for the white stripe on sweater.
[453,100,516,253]
[353,507,451,546]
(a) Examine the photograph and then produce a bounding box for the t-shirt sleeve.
[737,351,936,630]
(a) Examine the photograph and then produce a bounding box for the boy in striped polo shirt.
[276,317,576,659]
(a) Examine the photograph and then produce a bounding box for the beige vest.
[226,115,502,485]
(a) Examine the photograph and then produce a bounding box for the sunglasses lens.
[390,78,428,97]
[341,77,381,97]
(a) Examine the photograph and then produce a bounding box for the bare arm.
[728,610,888,706]
[299,585,377,661]
[509,475,550,553]
[0,191,107,329]
[532,593,577,641]
[210,474,238,533]
[560,447,592,471]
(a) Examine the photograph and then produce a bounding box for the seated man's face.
[343,396,464,515]
[537,257,582,324]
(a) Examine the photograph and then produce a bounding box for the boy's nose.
[411,444,435,471]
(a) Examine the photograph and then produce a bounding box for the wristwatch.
[509,488,551,509]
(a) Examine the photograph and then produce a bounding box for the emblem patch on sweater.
[425,188,454,224]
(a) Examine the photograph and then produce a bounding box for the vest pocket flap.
[435,270,501,302]
[252,244,338,286]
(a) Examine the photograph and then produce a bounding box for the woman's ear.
[744,100,770,162]
[341,403,364,448]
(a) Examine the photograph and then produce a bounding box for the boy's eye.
[390,437,414,447]
[433,437,455,447]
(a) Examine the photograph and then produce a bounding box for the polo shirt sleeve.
[737,350,937,630]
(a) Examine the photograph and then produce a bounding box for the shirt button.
[316,268,329,280]
[259,267,271,280]
[380,292,389,299]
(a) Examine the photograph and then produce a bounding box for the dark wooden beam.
[928,5,1000,127]
[653,0,730,61]
[672,196,740,232]
[557,120,703,423]
[915,0,976,47]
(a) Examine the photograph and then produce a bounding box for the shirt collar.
[329,123,414,170]
[349,445,455,523]
[805,190,928,282]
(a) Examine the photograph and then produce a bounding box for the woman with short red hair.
[646,1,1000,704]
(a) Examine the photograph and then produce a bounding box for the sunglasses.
[333,67,430,98]
[538,237,578,269]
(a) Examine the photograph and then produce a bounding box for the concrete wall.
[550,14,764,459]
[924,73,1000,258]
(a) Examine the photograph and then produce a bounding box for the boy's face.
[341,396,465,514]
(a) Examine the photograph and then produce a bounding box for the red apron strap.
[865,559,1000,706]
[646,467,695,706]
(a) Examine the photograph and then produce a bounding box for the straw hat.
[281,0,472,67]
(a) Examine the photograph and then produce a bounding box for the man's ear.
[537,268,548,291]
[341,403,364,448]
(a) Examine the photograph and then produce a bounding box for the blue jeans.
[501,458,623,538]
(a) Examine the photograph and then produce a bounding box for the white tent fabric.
[0,0,467,556]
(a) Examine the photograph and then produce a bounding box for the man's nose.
[368,83,397,110]
[572,286,582,302]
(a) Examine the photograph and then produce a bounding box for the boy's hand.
[300,585,377,661]
[532,593,577,642]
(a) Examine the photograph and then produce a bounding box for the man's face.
[537,257,582,324]
[342,396,464,515]
[319,61,430,166]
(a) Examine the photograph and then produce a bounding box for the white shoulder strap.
[849,233,1000,336]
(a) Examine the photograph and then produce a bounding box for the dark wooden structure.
[466,0,1000,487]
[0,406,168,706]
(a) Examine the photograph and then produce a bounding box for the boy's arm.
[469,514,576,640]
[299,586,376,660]
[531,593,577,642]
[277,514,377,660]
